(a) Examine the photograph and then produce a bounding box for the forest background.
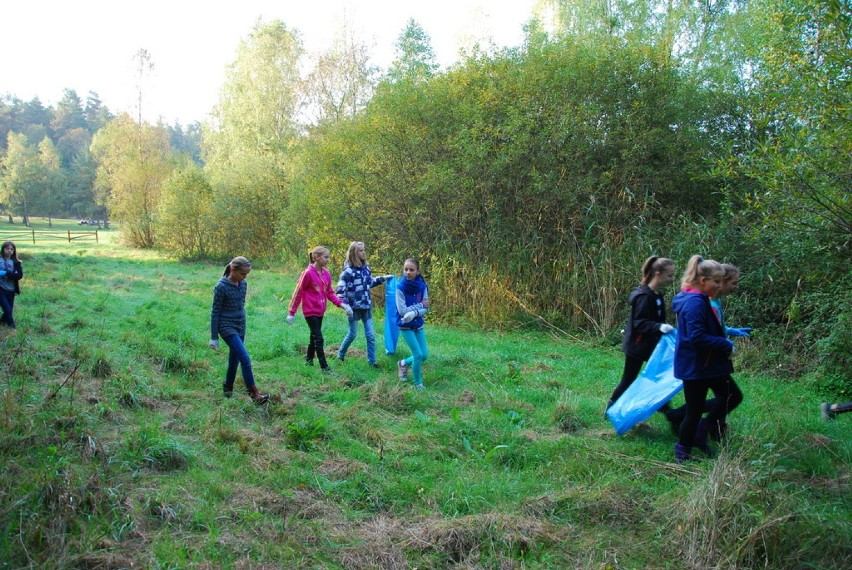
[1,0,849,400]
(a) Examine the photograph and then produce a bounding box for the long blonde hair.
[680,255,722,289]
[345,241,365,268]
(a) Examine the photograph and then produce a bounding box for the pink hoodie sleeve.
[288,269,307,316]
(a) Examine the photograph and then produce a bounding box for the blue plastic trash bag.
[607,330,683,435]
[384,276,400,355]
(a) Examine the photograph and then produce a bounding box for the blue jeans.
[337,309,376,364]
[0,289,15,328]
[400,327,428,387]
[222,333,255,390]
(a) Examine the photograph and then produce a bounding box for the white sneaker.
[397,359,408,381]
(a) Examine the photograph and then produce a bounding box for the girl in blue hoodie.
[395,258,430,390]
[671,255,736,462]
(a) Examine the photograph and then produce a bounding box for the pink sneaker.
[397,359,408,381]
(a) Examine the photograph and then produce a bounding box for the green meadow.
[0,221,849,569]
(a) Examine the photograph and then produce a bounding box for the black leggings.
[679,375,743,447]
[304,316,328,369]
[609,355,645,404]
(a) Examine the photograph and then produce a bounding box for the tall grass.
[0,221,848,568]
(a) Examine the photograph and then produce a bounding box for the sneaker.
[369,362,380,369]
[821,403,836,420]
[321,367,339,378]
[336,355,345,362]
[223,383,233,398]
[305,360,314,366]
[414,383,426,391]
[397,359,408,381]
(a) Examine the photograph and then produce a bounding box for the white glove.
[342,304,353,317]
[209,339,219,350]
[659,324,674,334]
[383,275,394,280]
[402,311,416,323]
[286,315,295,325]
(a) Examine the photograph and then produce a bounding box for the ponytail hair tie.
[697,257,704,263]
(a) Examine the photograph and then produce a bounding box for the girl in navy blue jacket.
[671,255,736,462]
[395,258,429,390]
[210,257,269,405]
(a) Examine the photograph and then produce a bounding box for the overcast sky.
[2,0,538,125]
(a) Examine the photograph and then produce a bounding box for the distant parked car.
[79,218,90,225]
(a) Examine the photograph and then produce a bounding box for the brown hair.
[1,241,18,262]
[223,256,251,276]
[404,258,420,271]
[721,263,741,283]
[640,256,674,285]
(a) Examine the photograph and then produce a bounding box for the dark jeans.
[305,316,329,369]
[223,333,255,390]
[0,289,15,328]
[679,375,743,447]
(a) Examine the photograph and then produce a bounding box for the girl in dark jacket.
[606,256,675,411]
[209,257,269,404]
[0,241,23,329]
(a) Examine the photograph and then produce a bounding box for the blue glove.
[0,270,5,276]
[727,327,752,337]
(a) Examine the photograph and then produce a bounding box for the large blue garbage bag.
[607,330,683,435]
[384,276,400,355]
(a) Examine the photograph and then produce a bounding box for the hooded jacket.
[0,259,22,295]
[395,274,428,330]
[622,284,666,360]
[335,262,387,310]
[671,290,734,381]
[288,265,344,318]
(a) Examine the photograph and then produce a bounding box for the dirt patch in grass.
[524,487,653,528]
[409,512,561,565]
[366,379,410,413]
[457,389,477,405]
[73,551,144,569]
[317,456,369,478]
[339,514,409,570]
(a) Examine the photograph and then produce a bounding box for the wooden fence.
[0,229,99,243]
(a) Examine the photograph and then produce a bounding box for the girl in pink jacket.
[287,246,352,373]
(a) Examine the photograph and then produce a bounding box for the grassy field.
[0,220,849,569]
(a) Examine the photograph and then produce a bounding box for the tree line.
[0,0,849,395]
[0,88,201,226]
